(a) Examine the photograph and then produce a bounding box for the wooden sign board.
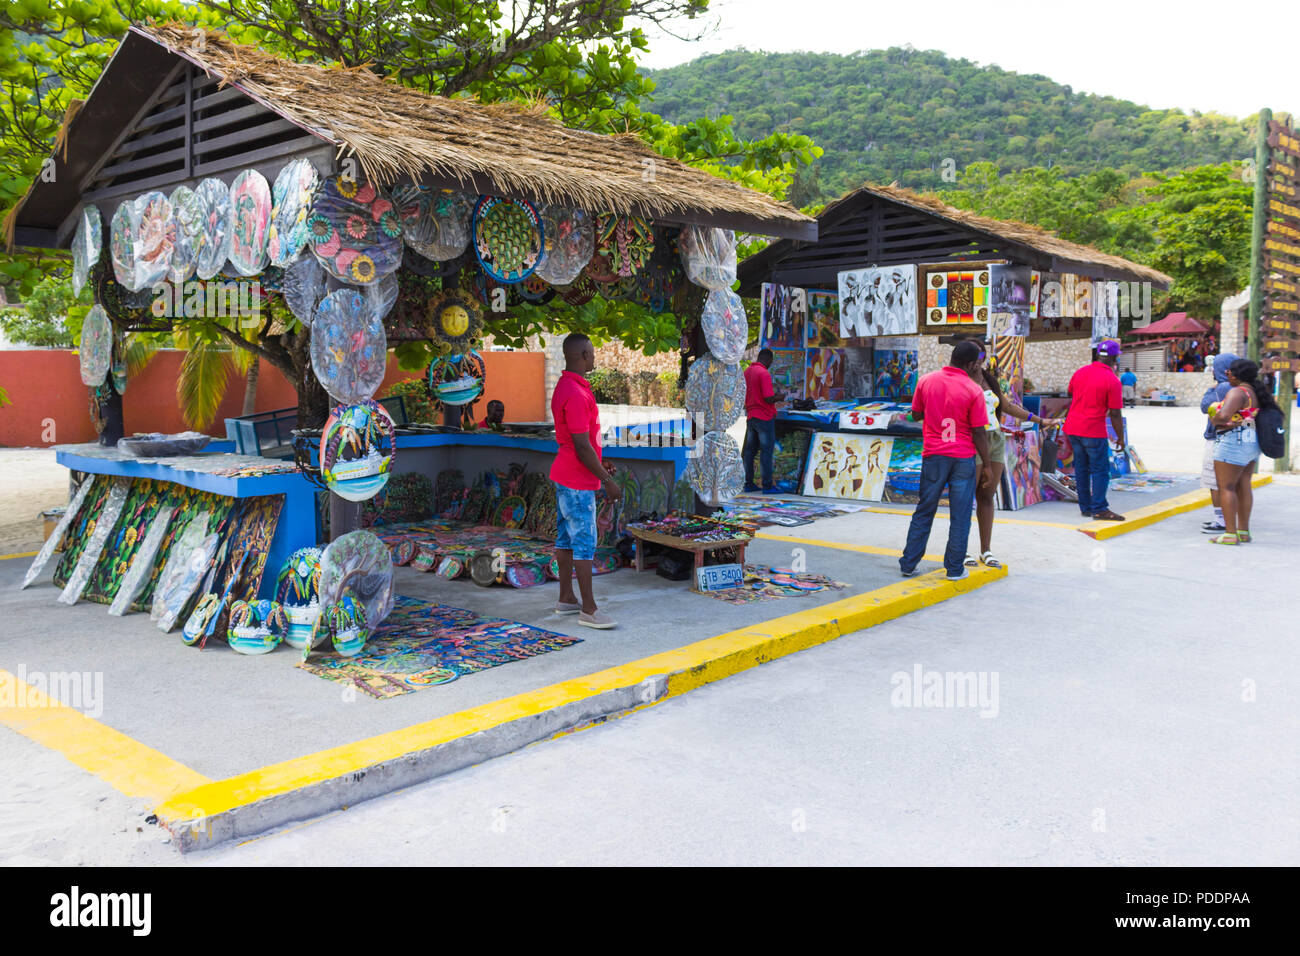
[1268,197,1300,227]
[1264,236,1300,260]
[1273,159,1300,183]
[1263,338,1299,353]
[1269,122,1300,161]
[1274,179,1300,200]
[1268,219,1300,244]
[1265,275,1300,298]
[1264,317,1298,333]
[1264,358,1300,373]
[1266,256,1300,277]
[1268,298,1300,314]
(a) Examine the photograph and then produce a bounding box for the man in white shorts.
[1199,353,1237,533]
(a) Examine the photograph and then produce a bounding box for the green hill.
[645,48,1258,204]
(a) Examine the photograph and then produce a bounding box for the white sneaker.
[945,567,969,581]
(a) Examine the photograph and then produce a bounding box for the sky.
[635,0,1299,119]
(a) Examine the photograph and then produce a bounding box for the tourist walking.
[900,341,990,581]
[549,333,622,628]
[1207,359,1278,545]
[1063,340,1127,521]
[964,355,1057,569]
[1199,353,1237,533]
[742,348,785,492]
[1120,368,1138,407]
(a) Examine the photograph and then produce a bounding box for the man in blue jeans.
[742,348,785,491]
[1063,340,1127,521]
[900,341,991,580]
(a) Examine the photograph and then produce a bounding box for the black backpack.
[1256,405,1285,459]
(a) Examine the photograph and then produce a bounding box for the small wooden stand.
[628,526,751,592]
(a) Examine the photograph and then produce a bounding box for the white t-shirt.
[982,389,1001,432]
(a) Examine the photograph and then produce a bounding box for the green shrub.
[384,378,438,424]
[587,368,631,404]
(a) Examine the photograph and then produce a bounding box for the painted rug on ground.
[297,595,582,699]
[718,494,867,528]
[1108,473,1192,494]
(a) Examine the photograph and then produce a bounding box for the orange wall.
[0,348,545,447]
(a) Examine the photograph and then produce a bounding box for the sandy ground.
[0,448,70,557]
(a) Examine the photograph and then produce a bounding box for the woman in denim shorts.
[1208,359,1275,544]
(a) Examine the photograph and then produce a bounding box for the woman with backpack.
[1207,359,1281,545]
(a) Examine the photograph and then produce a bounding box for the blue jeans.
[742,418,776,488]
[1069,435,1110,515]
[901,454,977,576]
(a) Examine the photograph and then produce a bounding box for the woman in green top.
[965,357,1054,569]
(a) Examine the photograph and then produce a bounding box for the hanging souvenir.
[275,547,323,650]
[408,190,474,261]
[165,186,202,284]
[700,288,748,366]
[194,177,234,280]
[427,350,485,406]
[79,305,113,386]
[318,595,370,657]
[679,225,737,291]
[110,332,128,395]
[364,271,400,321]
[633,227,684,312]
[267,158,320,267]
[227,169,272,276]
[310,288,388,404]
[390,183,437,253]
[590,213,655,279]
[402,245,444,278]
[226,599,286,655]
[93,263,152,328]
[472,195,544,283]
[308,530,393,657]
[320,400,396,502]
[307,173,403,284]
[685,430,745,506]
[534,204,595,285]
[70,205,102,297]
[518,274,556,304]
[108,200,136,290]
[685,354,745,432]
[282,254,328,324]
[427,292,482,352]
[556,274,597,307]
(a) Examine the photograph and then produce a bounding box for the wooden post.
[1247,108,1271,365]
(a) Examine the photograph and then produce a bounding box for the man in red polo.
[899,340,990,580]
[1062,339,1126,521]
[742,348,785,492]
[550,333,622,629]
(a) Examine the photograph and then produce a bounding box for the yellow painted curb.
[155,565,1006,826]
[1079,473,1273,540]
[0,669,210,802]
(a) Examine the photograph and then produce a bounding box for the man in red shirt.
[477,400,505,429]
[1062,340,1126,521]
[742,348,785,492]
[549,333,623,629]
[900,340,990,580]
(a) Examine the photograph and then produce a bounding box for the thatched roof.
[137,23,813,233]
[854,184,1172,285]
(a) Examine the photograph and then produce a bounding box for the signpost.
[1248,111,1298,470]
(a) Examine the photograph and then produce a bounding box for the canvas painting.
[842,345,874,399]
[988,264,1034,337]
[767,348,806,403]
[991,335,1026,422]
[760,282,806,350]
[882,437,924,504]
[801,432,894,501]
[1034,272,1089,334]
[838,265,918,337]
[1000,427,1044,511]
[1091,280,1119,344]
[924,267,991,325]
[872,336,920,398]
[805,289,846,347]
[805,347,845,401]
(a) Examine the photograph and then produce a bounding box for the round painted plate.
[364,271,400,321]
[679,225,737,291]
[700,288,748,366]
[228,169,272,276]
[310,288,388,404]
[316,529,395,630]
[307,173,403,284]
[167,186,203,284]
[685,430,745,506]
[282,254,328,324]
[128,191,173,293]
[267,158,320,267]
[320,400,396,502]
[505,563,546,589]
[472,196,543,283]
[517,274,556,304]
[70,205,102,297]
[390,184,437,252]
[226,600,285,655]
[276,547,323,649]
[592,213,655,279]
[79,304,113,386]
[411,190,474,261]
[534,204,594,285]
[492,495,527,528]
[685,353,745,432]
[193,178,233,280]
[108,200,136,290]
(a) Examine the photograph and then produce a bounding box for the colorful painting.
[805,289,845,347]
[771,428,811,493]
[991,335,1026,421]
[227,169,272,276]
[924,266,990,326]
[805,348,845,401]
[837,265,918,337]
[872,337,919,398]
[1000,427,1044,511]
[307,173,404,284]
[760,282,806,349]
[988,264,1035,337]
[801,432,893,501]
[882,437,925,504]
[767,349,806,403]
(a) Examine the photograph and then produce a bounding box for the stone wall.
[1123,368,1217,406]
[917,335,1090,393]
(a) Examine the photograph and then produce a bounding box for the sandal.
[1237,531,1252,543]
[963,553,978,568]
[1208,533,1239,545]
[979,551,1002,568]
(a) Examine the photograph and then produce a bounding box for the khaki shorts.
[1201,439,1217,489]
[985,428,1007,467]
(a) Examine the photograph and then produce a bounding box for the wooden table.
[627,526,751,592]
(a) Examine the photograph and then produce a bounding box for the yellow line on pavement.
[0,551,39,560]
[1079,473,1273,539]
[0,669,211,802]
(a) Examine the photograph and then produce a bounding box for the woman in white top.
[965,357,1054,568]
